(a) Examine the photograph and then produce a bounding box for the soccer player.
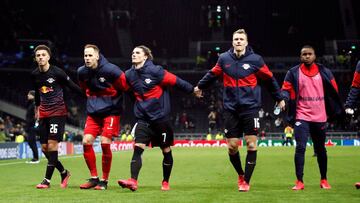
[32,45,82,189]
[344,60,360,189]
[281,45,343,190]
[117,45,197,191]
[194,29,285,192]
[78,44,128,190]
[25,90,39,164]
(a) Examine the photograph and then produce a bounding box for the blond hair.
[232,29,248,39]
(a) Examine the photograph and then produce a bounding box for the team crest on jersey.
[145,78,152,84]
[242,64,250,70]
[47,78,55,83]
[99,77,106,82]
[295,121,302,126]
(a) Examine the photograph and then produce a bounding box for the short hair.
[84,44,100,53]
[28,90,35,96]
[233,29,248,39]
[135,45,154,60]
[34,45,51,56]
[301,45,315,54]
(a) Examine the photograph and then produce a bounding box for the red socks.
[83,144,98,177]
[101,143,112,180]
[83,143,113,180]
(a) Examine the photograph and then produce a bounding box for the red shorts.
[84,115,121,138]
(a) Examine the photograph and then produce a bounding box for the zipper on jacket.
[135,70,146,101]
[236,61,240,104]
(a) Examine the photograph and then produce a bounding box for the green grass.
[1,146,360,203]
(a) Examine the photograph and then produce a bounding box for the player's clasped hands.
[276,100,286,112]
[193,86,203,98]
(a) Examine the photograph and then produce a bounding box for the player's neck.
[134,61,145,69]
[89,62,98,69]
[38,63,50,72]
[234,49,245,58]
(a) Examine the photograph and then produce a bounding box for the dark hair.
[28,90,35,96]
[301,45,315,53]
[135,45,154,60]
[34,45,51,56]
[84,44,100,53]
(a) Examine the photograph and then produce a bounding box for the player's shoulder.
[31,68,39,75]
[218,51,230,60]
[77,65,87,73]
[149,65,166,80]
[51,65,65,74]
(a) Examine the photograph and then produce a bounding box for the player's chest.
[85,72,113,87]
[223,62,258,78]
[129,72,160,91]
[36,73,59,87]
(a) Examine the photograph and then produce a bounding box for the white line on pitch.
[0,151,126,166]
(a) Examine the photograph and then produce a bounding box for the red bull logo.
[39,86,54,94]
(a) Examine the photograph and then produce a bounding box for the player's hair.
[28,90,35,96]
[34,45,51,56]
[233,29,248,39]
[301,45,315,54]
[84,44,100,53]
[135,45,154,60]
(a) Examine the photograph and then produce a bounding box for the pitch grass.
[0,146,360,203]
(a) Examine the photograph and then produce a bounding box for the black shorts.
[38,116,66,144]
[133,121,174,148]
[223,110,259,138]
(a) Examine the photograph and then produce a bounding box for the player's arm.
[160,70,194,94]
[281,70,295,102]
[112,70,130,92]
[58,68,85,96]
[345,61,360,111]
[255,58,283,103]
[197,62,223,90]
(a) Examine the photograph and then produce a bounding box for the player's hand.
[345,108,354,115]
[276,100,286,111]
[193,86,203,98]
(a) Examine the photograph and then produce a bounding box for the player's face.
[84,48,99,69]
[131,47,147,65]
[35,50,50,67]
[300,48,316,66]
[27,93,34,100]
[232,33,248,53]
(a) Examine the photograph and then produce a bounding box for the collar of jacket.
[300,63,319,77]
[228,46,254,60]
[133,60,154,72]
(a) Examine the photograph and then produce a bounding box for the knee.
[227,143,239,154]
[82,134,94,145]
[228,148,238,155]
[134,143,146,150]
[162,146,171,153]
[101,136,112,144]
[48,143,58,151]
[247,141,257,151]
